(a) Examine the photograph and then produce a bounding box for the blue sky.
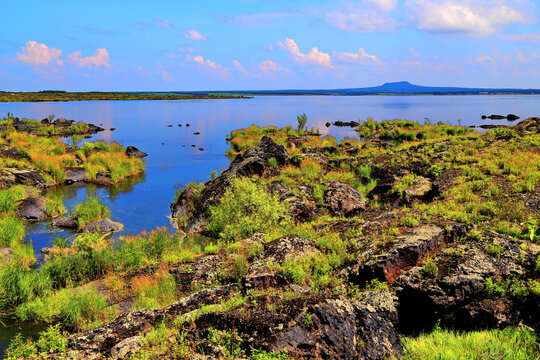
[1,0,539,91]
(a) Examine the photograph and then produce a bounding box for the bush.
[5,333,37,360]
[421,258,438,278]
[37,324,67,354]
[75,195,111,228]
[207,177,289,242]
[296,113,307,131]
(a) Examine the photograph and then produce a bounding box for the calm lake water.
[0,94,539,353]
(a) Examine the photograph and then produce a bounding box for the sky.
[1,0,539,91]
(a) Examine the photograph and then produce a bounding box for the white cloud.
[475,55,497,66]
[156,65,171,81]
[232,59,259,77]
[325,8,396,32]
[405,0,535,36]
[410,48,420,57]
[363,0,398,12]
[259,60,288,73]
[68,48,111,68]
[186,54,229,79]
[277,38,333,68]
[137,66,152,76]
[334,48,382,65]
[325,0,397,32]
[183,29,208,41]
[17,41,63,66]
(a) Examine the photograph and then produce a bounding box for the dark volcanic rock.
[17,196,49,221]
[479,124,506,129]
[334,120,360,127]
[394,229,540,331]
[194,295,403,360]
[83,219,122,233]
[325,121,331,127]
[125,146,147,158]
[487,114,506,120]
[324,180,368,216]
[52,217,78,229]
[506,114,520,121]
[0,168,45,188]
[171,136,288,229]
[64,167,87,184]
[303,146,338,154]
[349,225,445,286]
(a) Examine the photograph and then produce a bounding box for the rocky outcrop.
[83,219,123,233]
[17,196,49,221]
[267,181,322,222]
[349,225,446,285]
[394,230,540,331]
[52,216,78,229]
[193,295,403,360]
[324,180,368,216]
[0,168,45,188]
[125,146,147,158]
[64,167,87,184]
[171,136,288,230]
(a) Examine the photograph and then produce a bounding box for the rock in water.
[83,219,123,233]
[64,167,87,184]
[125,146,148,158]
[487,114,506,120]
[506,114,520,121]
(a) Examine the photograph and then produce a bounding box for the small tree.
[297,113,307,131]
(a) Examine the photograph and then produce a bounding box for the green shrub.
[207,176,289,242]
[296,113,307,131]
[37,324,67,354]
[5,333,37,360]
[421,258,438,278]
[250,349,289,360]
[208,328,245,359]
[74,195,111,228]
[58,286,108,327]
[204,244,220,255]
[485,243,503,258]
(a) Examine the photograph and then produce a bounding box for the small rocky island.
[1,116,539,359]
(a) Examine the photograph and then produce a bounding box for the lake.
[0,95,538,252]
[0,94,539,354]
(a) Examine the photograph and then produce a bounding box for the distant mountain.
[163,81,540,96]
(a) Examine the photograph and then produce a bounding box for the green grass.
[74,195,111,228]
[0,216,25,247]
[0,185,25,213]
[402,327,540,360]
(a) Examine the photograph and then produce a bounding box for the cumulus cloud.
[186,54,229,79]
[404,0,535,36]
[277,38,333,68]
[183,29,208,41]
[475,55,497,66]
[259,60,288,73]
[68,48,111,68]
[334,48,382,65]
[17,41,63,66]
